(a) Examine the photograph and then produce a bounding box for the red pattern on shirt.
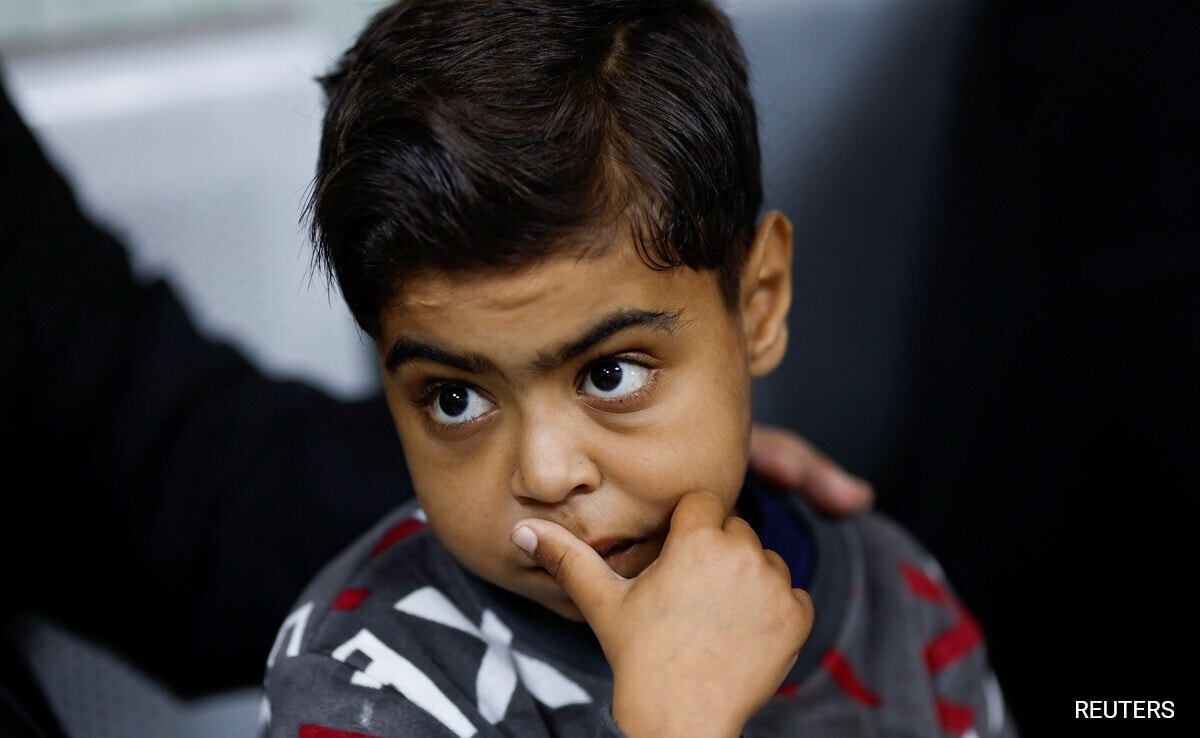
[299,724,388,738]
[821,649,881,707]
[936,699,977,734]
[370,518,427,557]
[331,588,371,611]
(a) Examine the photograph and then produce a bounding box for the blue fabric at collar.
[740,473,814,591]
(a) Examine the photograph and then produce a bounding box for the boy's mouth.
[593,537,644,571]
[589,526,667,578]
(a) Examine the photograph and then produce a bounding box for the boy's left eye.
[580,358,651,399]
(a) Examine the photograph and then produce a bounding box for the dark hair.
[309,0,762,336]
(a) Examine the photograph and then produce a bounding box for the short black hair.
[309,0,762,336]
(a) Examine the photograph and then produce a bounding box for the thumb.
[511,518,624,623]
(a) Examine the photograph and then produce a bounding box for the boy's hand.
[748,424,874,516]
[511,492,814,738]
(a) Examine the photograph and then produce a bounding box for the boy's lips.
[592,537,645,577]
[588,524,668,577]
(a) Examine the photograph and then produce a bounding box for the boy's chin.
[519,580,588,623]
[545,599,588,623]
[504,569,590,623]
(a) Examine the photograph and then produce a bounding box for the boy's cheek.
[642,417,750,504]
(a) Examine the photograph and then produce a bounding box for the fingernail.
[511,525,538,555]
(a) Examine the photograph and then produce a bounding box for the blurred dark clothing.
[0,71,412,736]
[882,1,1200,734]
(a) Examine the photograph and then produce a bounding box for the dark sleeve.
[0,66,413,696]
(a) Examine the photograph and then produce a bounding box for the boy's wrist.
[611,690,745,738]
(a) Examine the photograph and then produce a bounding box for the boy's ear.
[739,210,793,378]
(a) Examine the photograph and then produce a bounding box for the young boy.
[261,1,1016,736]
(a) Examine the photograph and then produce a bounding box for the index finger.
[512,518,625,624]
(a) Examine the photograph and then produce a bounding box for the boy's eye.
[580,358,651,399]
[430,384,495,424]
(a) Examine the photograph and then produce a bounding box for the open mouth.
[592,536,650,576]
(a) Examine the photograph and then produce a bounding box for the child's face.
[376,216,791,621]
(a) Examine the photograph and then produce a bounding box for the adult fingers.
[511,518,624,622]
[748,424,874,516]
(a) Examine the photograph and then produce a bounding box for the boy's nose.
[510,415,600,505]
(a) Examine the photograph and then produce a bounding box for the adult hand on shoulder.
[511,492,813,738]
[748,424,874,516]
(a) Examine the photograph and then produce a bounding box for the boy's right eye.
[428,384,495,425]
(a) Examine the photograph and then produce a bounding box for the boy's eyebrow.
[533,308,684,371]
[385,308,683,375]
[385,339,499,375]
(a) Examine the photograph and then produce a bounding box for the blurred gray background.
[1,0,975,735]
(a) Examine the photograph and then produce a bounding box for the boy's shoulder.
[308,499,436,600]
[776,481,969,621]
[756,487,1011,736]
[837,502,965,602]
[744,471,944,679]
[266,500,471,662]
[261,501,612,738]
[759,472,951,588]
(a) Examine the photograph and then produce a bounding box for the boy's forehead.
[398,223,633,308]
[396,233,655,312]
[376,239,722,366]
[403,258,598,312]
